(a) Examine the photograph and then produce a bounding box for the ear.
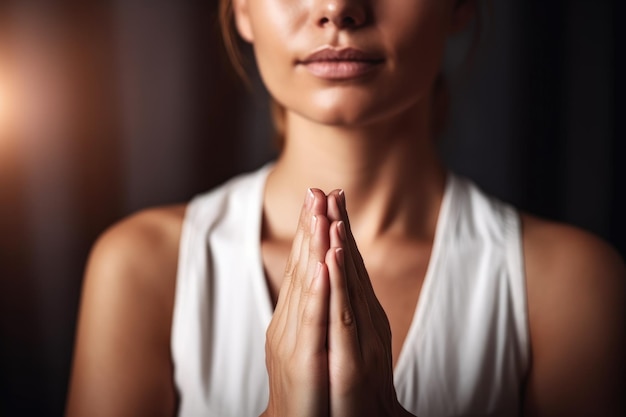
[233,0,254,43]
[450,0,478,34]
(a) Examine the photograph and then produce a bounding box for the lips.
[299,47,384,80]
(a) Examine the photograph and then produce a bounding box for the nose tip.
[317,2,366,29]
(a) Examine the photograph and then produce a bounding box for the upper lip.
[300,47,384,63]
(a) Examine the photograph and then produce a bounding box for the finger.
[294,189,327,291]
[343,237,391,349]
[281,188,314,291]
[331,195,371,309]
[273,188,314,344]
[286,189,326,337]
[332,219,379,352]
[326,189,343,223]
[274,189,315,322]
[333,190,371,288]
[297,189,329,328]
[335,193,368,283]
[296,261,330,356]
[304,210,330,289]
[300,189,329,281]
[326,243,360,361]
[298,213,330,325]
[332,220,372,343]
[292,188,327,294]
[336,194,386,320]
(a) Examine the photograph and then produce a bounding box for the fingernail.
[338,189,345,208]
[335,248,344,268]
[310,215,318,234]
[306,188,314,209]
[314,261,323,277]
[337,221,346,241]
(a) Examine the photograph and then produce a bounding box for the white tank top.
[171,165,529,417]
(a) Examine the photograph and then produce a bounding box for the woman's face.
[233,0,472,127]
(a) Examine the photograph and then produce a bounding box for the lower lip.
[302,60,383,80]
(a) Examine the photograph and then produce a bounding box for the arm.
[65,207,184,417]
[522,215,626,416]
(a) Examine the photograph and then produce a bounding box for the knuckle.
[266,320,278,339]
[265,339,273,362]
[266,325,274,341]
[265,331,277,353]
[341,305,355,327]
[290,265,305,289]
[291,277,303,292]
[301,307,318,327]
[302,278,318,299]
[283,262,296,282]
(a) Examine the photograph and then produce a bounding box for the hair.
[219,0,248,83]
[218,0,492,147]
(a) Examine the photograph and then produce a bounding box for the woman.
[66,0,625,416]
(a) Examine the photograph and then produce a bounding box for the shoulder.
[66,204,187,417]
[520,214,625,416]
[521,214,625,321]
[83,204,187,324]
[522,214,625,284]
[88,204,187,283]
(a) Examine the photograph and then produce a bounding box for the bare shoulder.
[88,204,187,288]
[81,204,186,324]
[521,214,626,416]
[522,214,625,288]
[66,204,187,417]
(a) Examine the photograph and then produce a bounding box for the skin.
[66,0,626,416]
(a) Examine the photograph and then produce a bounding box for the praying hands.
[261,189,413,417]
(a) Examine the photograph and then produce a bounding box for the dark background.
[0,1,622,416]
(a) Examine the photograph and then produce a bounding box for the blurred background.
[0,0,622,416]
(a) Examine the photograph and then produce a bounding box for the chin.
[293,90,385,127]
[305,107,367,127]
[300,108,375,128]
[295,92,421,129]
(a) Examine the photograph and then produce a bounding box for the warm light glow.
[0,72,6,128]
[0,60,18,157]
[0,62,17,139]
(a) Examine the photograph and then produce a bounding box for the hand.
[324,190,412,417]
[262,189,331,417]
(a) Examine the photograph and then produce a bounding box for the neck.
[264,100,446,245]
